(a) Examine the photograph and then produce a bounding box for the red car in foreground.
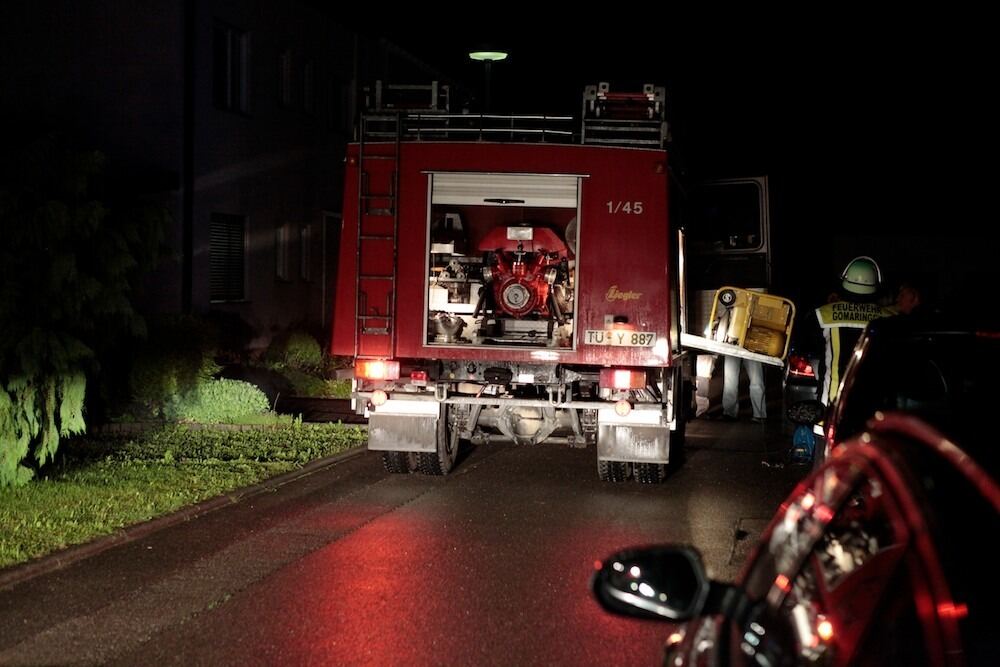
[593,413,1000,666]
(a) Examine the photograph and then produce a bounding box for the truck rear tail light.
[614,400,632,417]
[600,368,647,390]
[410,370,428,386]
[356,359,400,380]
[371,389,388,406]
[788,354,815,378]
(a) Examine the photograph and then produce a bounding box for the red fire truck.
[331,82,773,482]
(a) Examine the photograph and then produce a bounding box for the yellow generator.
[709,287,795,360]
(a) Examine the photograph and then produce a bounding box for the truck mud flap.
[368,401,443,453]
[596,408,670,464]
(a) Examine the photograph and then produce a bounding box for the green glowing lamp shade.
[468,50,508,61]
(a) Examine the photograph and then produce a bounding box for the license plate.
[585,330,656,347]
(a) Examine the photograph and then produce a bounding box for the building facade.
[1,1,450,346]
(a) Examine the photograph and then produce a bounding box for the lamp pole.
[468,50,508,113]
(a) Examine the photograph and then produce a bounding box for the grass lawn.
[0,423,366,570]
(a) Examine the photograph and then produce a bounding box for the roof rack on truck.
[359,80,670,148]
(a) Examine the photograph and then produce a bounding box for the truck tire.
[382,451,414,474]
[418,406,459,475]
[598,461,630,482]
[635,462,667,484]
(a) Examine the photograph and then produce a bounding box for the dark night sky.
[350,9,994,301]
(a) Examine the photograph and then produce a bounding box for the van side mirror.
[591,545,710,621]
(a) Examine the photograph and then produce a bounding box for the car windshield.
[837,328,1000,475]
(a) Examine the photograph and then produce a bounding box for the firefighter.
[815,256,894,405]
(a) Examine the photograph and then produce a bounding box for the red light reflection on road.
[166,492,701,666]
[937,601,968,619]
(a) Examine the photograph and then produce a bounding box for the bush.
[266,330,322,370]
[129,316,220,418]
[0,133,167,487]
[164,378,270,423]
[277,370,352,398]
[328,378,352,399]
[281,367,329,397]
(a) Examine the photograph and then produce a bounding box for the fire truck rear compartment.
[425,173,579,351]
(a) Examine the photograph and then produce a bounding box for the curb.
[0,446,368,592]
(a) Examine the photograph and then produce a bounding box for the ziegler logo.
[606,285,642,302]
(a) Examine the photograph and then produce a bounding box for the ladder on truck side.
[354,112,402,359]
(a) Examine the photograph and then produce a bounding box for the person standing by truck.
[722,355,766,422]
[710,290,767,422]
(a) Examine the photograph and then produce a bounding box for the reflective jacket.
[815,300,893,404]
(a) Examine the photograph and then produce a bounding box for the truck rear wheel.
[382,451,415,474]
[418,405,459,475]
[598,461,631,482]
[635,462,667,484]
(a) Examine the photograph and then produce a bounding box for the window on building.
[303,59,315,115]
[300,224,312,281]
[276,223,291,281]
[279,49,293,108]
[213,21,250,113]
[210,213,246,302]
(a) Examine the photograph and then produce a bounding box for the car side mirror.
[786,399,825,426]
[591,545,712,621]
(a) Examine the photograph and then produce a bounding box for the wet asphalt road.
[0,418,804,667]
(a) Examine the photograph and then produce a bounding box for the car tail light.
[788,354,815,378]
[937,601,969,619]
[801,492,815,510]
[599,368,647,390]
[355,359,400,380]
[816,615,834,642]
[813,504,834,523]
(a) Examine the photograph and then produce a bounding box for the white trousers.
[723,356,766,419]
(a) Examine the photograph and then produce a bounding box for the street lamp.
[468,49,508,112]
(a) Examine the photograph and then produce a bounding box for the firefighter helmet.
[841,256,882,295]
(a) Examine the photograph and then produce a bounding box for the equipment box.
[681,286,795,367]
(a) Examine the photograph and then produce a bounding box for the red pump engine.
[478,227,569,320]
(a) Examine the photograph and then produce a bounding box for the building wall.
[1,2,455,346]
[191,1,353,342]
